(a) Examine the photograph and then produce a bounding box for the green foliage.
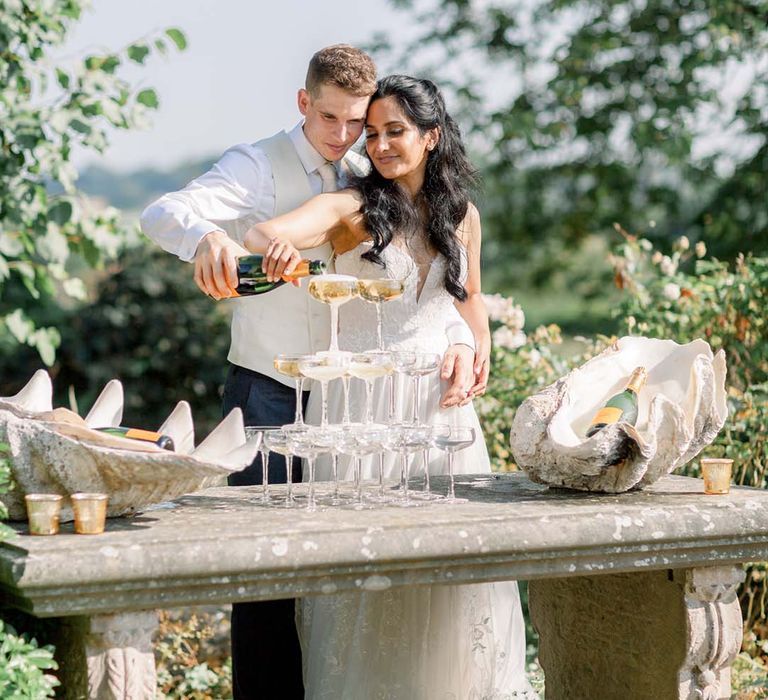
[731,651,768,697]
[0,0,186,365]
[380,0,768,290]
[0,620,59,700]
[155,610,231,700]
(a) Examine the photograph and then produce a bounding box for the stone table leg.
[528,566,745,700]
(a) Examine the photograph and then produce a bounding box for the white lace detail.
[302,240,539,700]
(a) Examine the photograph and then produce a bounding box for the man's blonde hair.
[306,45,377,97]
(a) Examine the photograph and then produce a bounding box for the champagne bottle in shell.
[94,427,175,451]
[585,366,648,438]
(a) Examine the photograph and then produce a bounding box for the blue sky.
[60,1,403,172]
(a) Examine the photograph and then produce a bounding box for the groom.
[141,45,477,699]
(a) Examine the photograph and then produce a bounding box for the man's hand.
[193,230,250,300]
[439,344,475,408]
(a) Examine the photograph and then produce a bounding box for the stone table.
[2,472,767,699]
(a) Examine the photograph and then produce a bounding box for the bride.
[245,75,537,699]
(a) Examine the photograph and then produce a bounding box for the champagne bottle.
[232,255,326,296]
[95,427,175,451]
[585,366,647,438]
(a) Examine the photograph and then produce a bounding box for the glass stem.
[332,452,340,500]
[330,304,340,353]
[447,451,456,500]
[422,448,431,494]
[307,457,316,511]
[260,448,270,503]
[375,302,383,351]
[401,452,409,502]
[387,374,396,424]
[411,375,421,425]
[355,456,364,507]
[294,377,305,426]
[341,375,351,425]
[320,380,329,428]
[285,453,293,504]
[378,452,385,498]
[364,379,373,424]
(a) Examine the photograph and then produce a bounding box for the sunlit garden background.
[1,0,766,696]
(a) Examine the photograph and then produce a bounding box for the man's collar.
[287,121,330,174]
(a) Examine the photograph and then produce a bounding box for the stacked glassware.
[244,272,477,510]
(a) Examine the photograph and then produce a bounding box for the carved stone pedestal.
[529,566,745,700]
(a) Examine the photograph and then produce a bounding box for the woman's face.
[365,96,437,182]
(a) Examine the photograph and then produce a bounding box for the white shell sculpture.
[510,336,728,493]
[0,371,260,521]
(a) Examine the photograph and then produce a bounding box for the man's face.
[298,84,370,162]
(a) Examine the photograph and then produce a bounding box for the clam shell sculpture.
[510,336,728,492]
[0,370,260,521]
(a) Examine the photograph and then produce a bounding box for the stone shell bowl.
[0,371,260,521]
[510,336,728,493]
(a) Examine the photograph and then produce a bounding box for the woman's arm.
[243,190,361,281]
[455,202,491,400]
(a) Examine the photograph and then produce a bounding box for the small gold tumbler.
[25,494,63,535]
[701,458,733,495]
[71,493,108,534]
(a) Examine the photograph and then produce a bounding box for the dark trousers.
[223,364,308,700]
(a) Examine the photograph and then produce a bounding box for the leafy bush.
[0,0,185,366]
[155,609,231,700]
[609,228,767,483]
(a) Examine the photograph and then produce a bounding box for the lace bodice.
[335,240,466,353]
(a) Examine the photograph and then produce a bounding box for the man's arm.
[140,144,272,298]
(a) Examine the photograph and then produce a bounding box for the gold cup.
[701,458,733,495]
[25,494,63,535]
[70,493,108,534]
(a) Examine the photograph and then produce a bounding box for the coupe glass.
[263,429,297,507]
[244,426,272,505]
[308,426,348,505]
[273,354,312,429]
[414,424,449,501]
[336,426,389,509]
[403,353,441,426]
[348,352,394,425]
[432,425,476,502]
[356,277,406,351]
[307,274,358,353]
[385,425,432,507]
[288,430,329,512]
[298,353,350,429]
[389,351,417,424]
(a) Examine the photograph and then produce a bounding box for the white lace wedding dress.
[301,239,538,700]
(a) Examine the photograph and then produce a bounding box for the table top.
[2,473,767,617]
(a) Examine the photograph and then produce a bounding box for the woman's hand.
[463,334,490,405]
[263,237,302,285]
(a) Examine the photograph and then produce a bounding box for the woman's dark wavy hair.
[353,75,477,301]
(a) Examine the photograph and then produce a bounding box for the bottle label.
[123,428,164,442]
[589,406,623,426]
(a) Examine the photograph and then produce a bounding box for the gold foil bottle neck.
[626,366,648,394]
